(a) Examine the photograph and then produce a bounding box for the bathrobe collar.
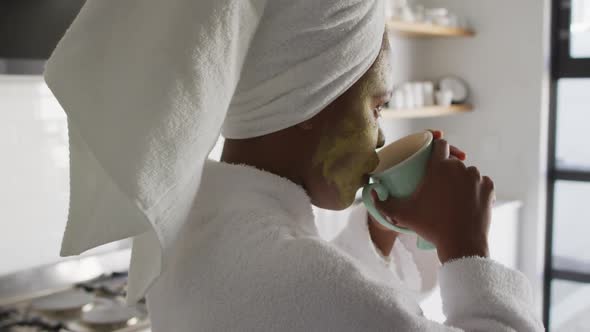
[200,160,318,236]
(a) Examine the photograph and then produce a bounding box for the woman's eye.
[373,105,383,118]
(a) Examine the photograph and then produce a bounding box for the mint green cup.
[362,131,435,250]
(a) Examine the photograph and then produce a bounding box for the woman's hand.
[371,132,495,263]
[368,129,466,234]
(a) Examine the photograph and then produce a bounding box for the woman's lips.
[370,154,380,173]
[362,155,379,185]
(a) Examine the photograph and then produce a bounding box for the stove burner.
[81,302,138,326]
[1,269,149,332]
[0,307,19,322]
[0,316,70,332]
[30,290,95,312]
[75,272,128,297]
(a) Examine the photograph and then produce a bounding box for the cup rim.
[371,131,433,175]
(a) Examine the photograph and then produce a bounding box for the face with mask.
[221,33,393,211]
[302,34,393,210]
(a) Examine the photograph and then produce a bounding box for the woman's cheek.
[311,107,381,206]
[362,117,379,150]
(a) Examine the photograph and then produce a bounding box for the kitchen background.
[1,0,589,331]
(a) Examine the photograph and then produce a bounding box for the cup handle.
[362,183,410,234]
[362,183,436,250]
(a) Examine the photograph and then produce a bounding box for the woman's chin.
[336,185,362,210]
[311,173,367,210]
[317,189,357,211]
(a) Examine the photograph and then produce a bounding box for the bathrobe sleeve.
[283,238,543,331]
[330,204,440,297]
[322,204,544,331]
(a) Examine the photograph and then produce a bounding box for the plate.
[81,303,138,325]
[439,76,468,103]
[31,289,94,311]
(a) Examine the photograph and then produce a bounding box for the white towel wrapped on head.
[44,0,385,304]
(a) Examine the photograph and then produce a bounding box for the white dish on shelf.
[439,76,468,103]
[435,90,453,107]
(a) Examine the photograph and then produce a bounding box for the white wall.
[0,75,129,276]
[399,0,550,311]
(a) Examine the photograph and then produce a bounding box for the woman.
[45,0,543,330]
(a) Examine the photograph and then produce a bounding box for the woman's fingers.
[427,129,443,140]
[431,139,450,162]
[371,190,410,228]
[466,166,481,181]
[483,176,494,190]
[450,145,467,160]
[428,129,466,160]
[482,176,496,204]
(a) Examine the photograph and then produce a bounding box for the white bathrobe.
[146,161,544,331]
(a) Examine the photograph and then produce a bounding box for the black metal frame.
[553,269,590,283]
[543,0,590,328]
[554,0,590,77]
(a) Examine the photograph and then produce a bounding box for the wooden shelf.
[382,104,473,119]
[387,20,475,37]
